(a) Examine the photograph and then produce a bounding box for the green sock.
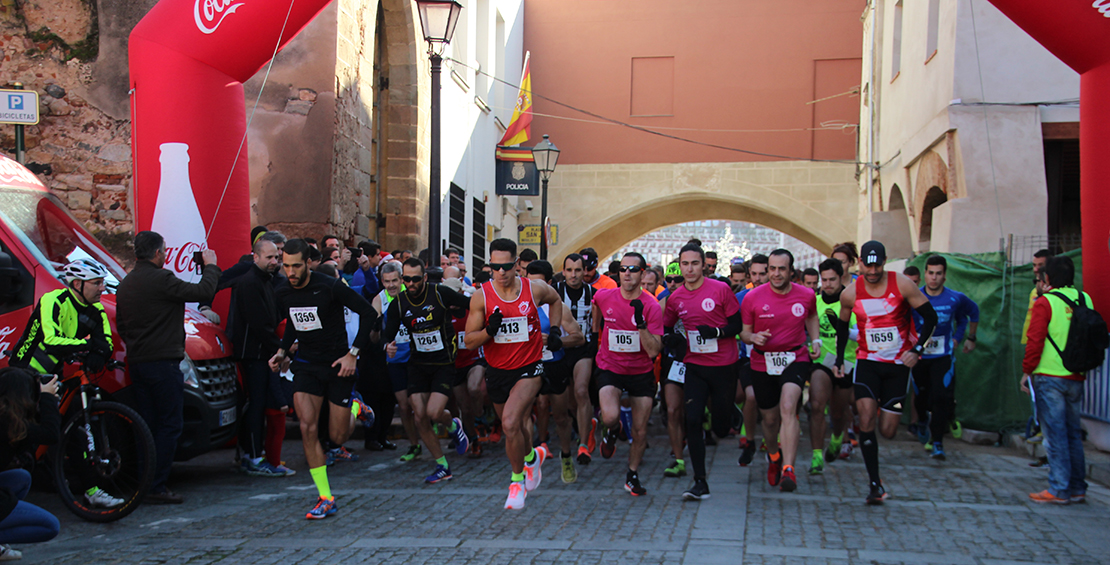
[310,466,332,499]
[524,448,537,464]
[448,419,459,433]
[511,471,525,483]
[675,458,685,467]
[436,456,448,469]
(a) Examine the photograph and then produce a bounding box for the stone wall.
[0,0,136,257]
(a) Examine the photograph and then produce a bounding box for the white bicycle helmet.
[63,258,110,282]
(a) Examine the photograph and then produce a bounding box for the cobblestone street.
[19,419,1110,565]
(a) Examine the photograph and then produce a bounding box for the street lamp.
[531,134,560,261]
[415,0,463,260]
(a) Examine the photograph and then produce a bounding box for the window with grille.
[449,184,466,254]
[472,196,486,267]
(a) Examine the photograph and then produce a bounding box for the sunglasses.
[401,275,423,283]
[618,265,642,273]
[665,276,683,283]
[488,262,516,272]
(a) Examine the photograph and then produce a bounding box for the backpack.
[1045,291,1109,373]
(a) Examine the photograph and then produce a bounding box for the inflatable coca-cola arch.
[987,0,1110,317]
[129,0,332,283]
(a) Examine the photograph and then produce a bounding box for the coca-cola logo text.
[194,0,245,34]
[165,241,206,274]
[0,326,15,360]
[1095,0,1110,18]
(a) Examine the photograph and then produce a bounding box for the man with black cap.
[832,240,938,505]
[580,248,617,291]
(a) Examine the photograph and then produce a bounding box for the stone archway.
[379,0,426,252]
[913,150,948,245]
[545,161,858,260]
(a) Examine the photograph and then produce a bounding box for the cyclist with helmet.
[9,259,124,508]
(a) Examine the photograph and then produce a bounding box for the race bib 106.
[289,307,323,332]
[494,316,529,344]
[764,350,796,376]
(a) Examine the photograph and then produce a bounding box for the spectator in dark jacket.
[116,231,220,504]
[0,367,62,559]
[216,238,294,477]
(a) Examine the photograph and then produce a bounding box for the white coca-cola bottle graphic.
[150,142,207,283]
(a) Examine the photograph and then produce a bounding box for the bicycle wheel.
[51,401,156,522]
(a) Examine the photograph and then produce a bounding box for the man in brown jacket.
[117,231,219,504]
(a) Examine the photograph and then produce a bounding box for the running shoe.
[306,496,337,520]
[682,479,711,501]
[767,450,783,487]
[467,441,483,459]
[838,442,853,460]
[244,460,294,478]
[1026,431,1044,444]
[780,466,797,492]
[524,446,547,491]
[452,417,469,456]
[601,425,619,459]
[561,455,578,484]
[273,463,297,476]
[326,446,359,466]
[487,424,503,444]
[424,464,452,484]
[85,487,125,508]
[1070,493,1087,504]
[848,428,858,447]
[924,441,933,452]
[738,437,756,467]
[586,417,598,454]
[625,474,647,496]
[400,444,422,462]
[809,449,825,475]
[664,460,686,478]
[576,445,592,466]
[1029,490,1069,505]
[825,432,844,463]
[759,438,768,452]
[866,482,888,505]
[931,442,946,461]
[505,482,526,510]
[950,420,963,439]
[351,391,375,426]
[913,422,929,445]
[0,544,22,561]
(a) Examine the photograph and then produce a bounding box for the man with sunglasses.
[465,238,565,510]
[832,240,937,505]
[382,258,473,484]
[657,262,683,301]
[556,252,601,465]
[663,242,742,501]
[580,248,617,291]
[592,253,664,496]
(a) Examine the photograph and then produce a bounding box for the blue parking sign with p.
[8,95,22,110]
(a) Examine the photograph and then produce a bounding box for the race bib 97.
[608,329,641,353]
[866,326,901,353]
[764,351,795,376]
[413,330,444,353]
[689,334,718,354]
[289,307,323,332]
[494,316,529,344]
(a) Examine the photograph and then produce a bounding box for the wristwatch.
[911,344,925,356]
[348,347,360,357]
[966,335,977,342]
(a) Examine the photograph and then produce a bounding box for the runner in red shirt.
[591,252,664,496]
[833,241,937,504]
[740,249,820,493]
[662,242,743,501]
[465,238,565,510]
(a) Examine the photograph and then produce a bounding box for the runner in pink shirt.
[740,249,820,493]
[662,243,742,501]
[591,252,663,497]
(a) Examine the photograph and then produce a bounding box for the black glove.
[696,325,721,340]
[588,332,600,357]
[547,326,563,352]
[84,350,108,373]
[663,332,686,350]
[630,299,645,328]
[486,309,503,337]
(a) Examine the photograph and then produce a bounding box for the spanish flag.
[498,52,532,147]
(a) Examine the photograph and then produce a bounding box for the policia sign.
[495,145,539,196]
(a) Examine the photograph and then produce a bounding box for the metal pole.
[13,82,24,164]
[429,53,442,259]
[540,176,549,261]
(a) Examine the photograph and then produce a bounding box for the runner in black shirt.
[382,258,473,484]
[268,239,377,520]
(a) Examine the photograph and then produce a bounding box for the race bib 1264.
[413,330,444,353]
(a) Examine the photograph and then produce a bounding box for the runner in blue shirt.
[911,255,979,460]
[734,254,769,466]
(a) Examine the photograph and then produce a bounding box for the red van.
[0,154,238,460]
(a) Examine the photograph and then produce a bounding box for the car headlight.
[180,356,201,389]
